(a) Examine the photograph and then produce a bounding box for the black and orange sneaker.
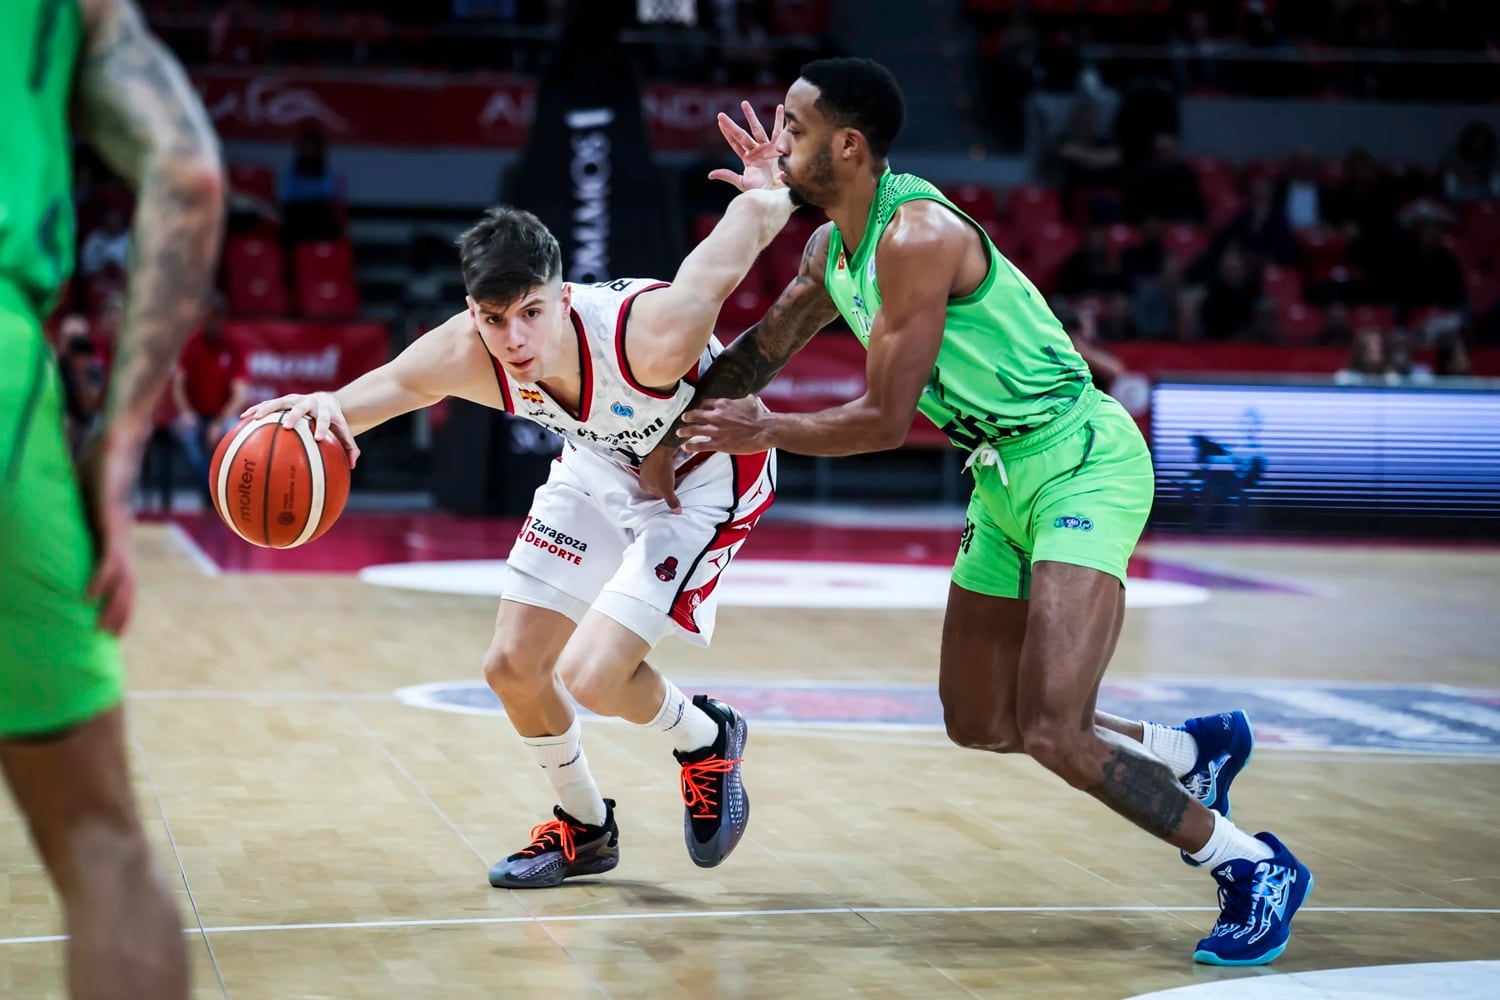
[673,696,749,868]
[487,799,619,889]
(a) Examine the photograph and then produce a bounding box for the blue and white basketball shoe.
[1193,832,1313,966]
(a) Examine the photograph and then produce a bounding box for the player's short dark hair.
[455,206,562,306]
[798,57,906,160]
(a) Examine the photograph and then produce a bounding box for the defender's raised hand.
[708,100,786,192]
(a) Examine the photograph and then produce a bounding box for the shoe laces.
[1183,772,1211,801]
[678,754,742,820]
[517,818,578,862]
[1211,871,1254,932]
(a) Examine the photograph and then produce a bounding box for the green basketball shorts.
[0,290,123,738]
[952,384,1155,599]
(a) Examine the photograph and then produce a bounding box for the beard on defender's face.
[781,141,837,209]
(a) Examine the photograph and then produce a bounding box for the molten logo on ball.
[236,459,257,524]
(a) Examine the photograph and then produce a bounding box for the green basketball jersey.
[0,0,83,317]
[823,170,1090,450]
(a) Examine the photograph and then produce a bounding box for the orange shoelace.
[517,818,578,861]
[679,755,743,819]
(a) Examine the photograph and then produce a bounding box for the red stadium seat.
[1163,224,1210,264]
[691,211,722,246]
[1026,222,1080,296]
[1241,158,1285,191]
[1206,190,1247,230]
[980,218,1023,265]
[945,183,1000,222]
[1105,223,1140,256]
[293,240,359,318]
[1277,302,1323,345]
[1006,185,1063,234]
[1260,264,1303,311]
[1348,303,1395,334]
[224,235,287,316]
[1467,268,1500,315]
[1460,200,1500,269]
[716,264,772,333]
[1188,157,1238,201]
[1295,226,1348,286]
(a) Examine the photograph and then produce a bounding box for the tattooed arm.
[77,0,225,439]
[72,0,224,634]
[686,221,840,407]
[635,223,839,509]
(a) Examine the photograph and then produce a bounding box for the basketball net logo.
[654,556,679,581]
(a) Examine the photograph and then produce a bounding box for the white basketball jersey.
[483,278,720,469]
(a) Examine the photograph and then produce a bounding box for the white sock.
[645,681,720,754]
[520,717,607,826]
[1140,722,1200,778]
[1188,813,1275,869]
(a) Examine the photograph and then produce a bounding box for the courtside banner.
[196,70,786,152]
[228,321,389,401]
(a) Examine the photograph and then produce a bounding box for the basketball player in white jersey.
[243,184,797,885]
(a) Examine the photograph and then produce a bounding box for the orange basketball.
[208,412,350,548]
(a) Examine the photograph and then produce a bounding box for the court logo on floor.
[395,679,1500,759]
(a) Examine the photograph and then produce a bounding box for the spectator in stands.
[1126,132,1205,225]
[1395,201,1466,312]
[1198,238,1263,340]
[1432,330,1474,377]
[54,313,106,456]
[93,288,124,372]
[1441,120,1500,205]
[170,295,248,487]
[1318,301,1355,345]
[1221,175,1296,268]
[1050,99,1122,219]
[1059,223,1128,295]
[1328,148,1400,287]
[280,127,341,244]
[1278,149,1328,231]
[1385,328,1433,382]
[1131,251,1188,342]
[1052,299,1124,396]
[1334,326,1389,383]
[79,206,131,278]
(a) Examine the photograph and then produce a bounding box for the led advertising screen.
[1149,378,1500,537]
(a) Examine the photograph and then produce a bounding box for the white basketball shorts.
[502,443,776,647]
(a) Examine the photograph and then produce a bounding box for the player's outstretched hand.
[242,392,360,468]
[637,442,682,514]
[709,100,786,192]
[677,396,774,455]
[76,432,139,636]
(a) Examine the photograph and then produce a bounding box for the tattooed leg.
[1013,561,1215,853]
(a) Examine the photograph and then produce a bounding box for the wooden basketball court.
[3,515,1497,999]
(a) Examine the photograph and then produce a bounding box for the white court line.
[120,690,1500,764]
[1,903,1496,948]
[165,521,221,577]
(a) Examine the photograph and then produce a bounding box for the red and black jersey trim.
[612,281,675,398]
[478,328,514,413]
[666,449,775,633]
[530,309,593,421]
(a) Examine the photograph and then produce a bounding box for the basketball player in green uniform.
[643,59,1311,966]
[0,1,223,995]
